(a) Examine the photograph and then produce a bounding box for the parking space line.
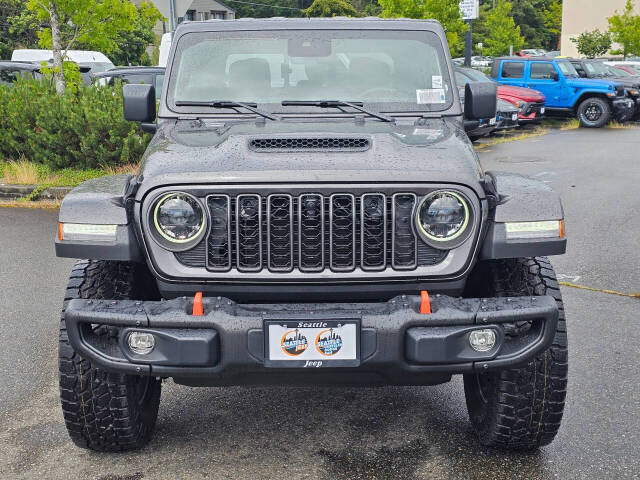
[559,281,640,299]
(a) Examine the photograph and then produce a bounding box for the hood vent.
[249,137,370,152]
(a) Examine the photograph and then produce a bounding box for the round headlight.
[415,191,471,248]
[152,192,206,247]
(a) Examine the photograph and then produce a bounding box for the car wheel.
[577,97,611,128]
[463,257,568,450]
[59,260,162,451]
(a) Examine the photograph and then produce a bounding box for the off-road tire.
[59,260,162,452]
[463,257,568,450]
[577,96,611,128]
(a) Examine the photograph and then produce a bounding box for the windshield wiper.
[281,100,394,122]
[174,100,280,121]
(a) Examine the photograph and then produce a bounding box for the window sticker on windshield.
[416,89,446,104]
[432,75,443,88]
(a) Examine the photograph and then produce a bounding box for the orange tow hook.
[420,290,431,314]
[192,291,204,316]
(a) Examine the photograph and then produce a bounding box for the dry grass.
[103,164,140,176]
[559,119,580,130]
[607,120,638,130]
[475,126,549,150]
[1,159,41,185]
[0,199,61,209]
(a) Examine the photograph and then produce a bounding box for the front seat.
[227,58,272,99]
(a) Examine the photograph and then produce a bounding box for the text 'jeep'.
[55,18,568,452]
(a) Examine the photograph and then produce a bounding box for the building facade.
[135,0,236,35]
[561,0,640,57]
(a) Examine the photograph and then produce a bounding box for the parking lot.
[1,127,639,480]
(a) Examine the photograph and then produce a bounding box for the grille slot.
[299,194,324,272]
[392,193,418,269]
[206,195,231,271]
[267,194,294,272]
[361,193,386,271]
[330,194,356,271]
[249,137,370,152]
[175,191,448,273]
[236,194,262,272]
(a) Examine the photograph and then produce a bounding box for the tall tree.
[0,0,40,59]
[378,0,467,55]
[570,29,612,58]
[608,0,640,58]
[98,2,163,66]
[305,0,358,16]
[483,0,524,56]
[543,0,562,49]
[26,0,138,94]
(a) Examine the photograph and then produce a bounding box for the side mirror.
[123,83,156,123]
[464,81,497,120]
[552,72,560,81]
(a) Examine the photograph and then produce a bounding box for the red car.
[455,67,546,123]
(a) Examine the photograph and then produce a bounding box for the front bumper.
[612,97,635,119]
[64,294,558,386]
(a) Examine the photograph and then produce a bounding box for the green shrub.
[0,78,150,169]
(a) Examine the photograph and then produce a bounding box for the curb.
[0,183,72,200]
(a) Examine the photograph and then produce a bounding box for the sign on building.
[459,0,479,20]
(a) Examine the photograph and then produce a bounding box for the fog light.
[127,332,155,355]
[469,329,496,352]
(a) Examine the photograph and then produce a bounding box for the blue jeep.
[491,57,634,127]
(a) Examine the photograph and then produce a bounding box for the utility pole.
[169,0,176,32]
[464,19,472,67]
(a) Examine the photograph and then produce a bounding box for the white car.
[11,49,114,73]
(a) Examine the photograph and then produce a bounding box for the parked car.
[569,59,640,120]
[0,61,44,85]
[470,56,492,68]
[11,49,115,74]
[547,51,561,58]
[491,56,634,127]
[54,17,568,453]
[607,61,640,75]
[456,67,545,123]
[93,66,165,99]
[495,98,520,130]
[455,75,497,140]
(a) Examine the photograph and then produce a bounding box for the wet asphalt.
[0,127,639,480]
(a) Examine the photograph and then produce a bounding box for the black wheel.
[577,97,611,128]
[59,260,162,451]
[463,257,568,450]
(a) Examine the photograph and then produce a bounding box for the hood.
[497,84,545,102]
[565,77,617,89]
[137,118,485,198]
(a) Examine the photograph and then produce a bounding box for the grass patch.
[1,159,138,187]
[0,198,61,209]
[559,118,580,130]
[475,125,549,150]
[607,120,638,130]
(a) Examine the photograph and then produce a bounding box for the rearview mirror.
[464,81,497,120]
[123,84,156,123]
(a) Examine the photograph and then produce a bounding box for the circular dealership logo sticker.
[281,329,308,356]
[315,329,343,356]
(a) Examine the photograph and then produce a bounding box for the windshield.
[583,61,612,77]
[608,65,631,77]
[168,29,454,114]
[461,68,493,83]
[557,61,579,77]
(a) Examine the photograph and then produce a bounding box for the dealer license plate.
[540,107,546,114]
[512,113,518,121]
[264,319,360,368]
[489,117,497,125]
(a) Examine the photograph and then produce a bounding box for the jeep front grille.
[175,192,447,273]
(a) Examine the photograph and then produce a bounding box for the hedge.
[0,79,151,169]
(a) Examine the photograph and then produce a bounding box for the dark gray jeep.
[55,18,568,452]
